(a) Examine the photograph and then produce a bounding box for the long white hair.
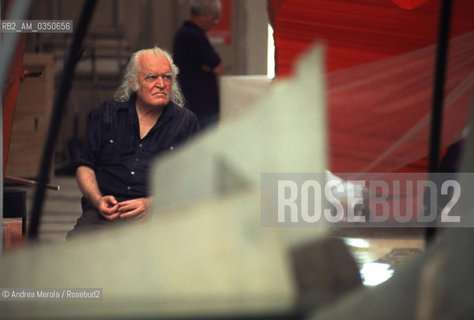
[114,47,185,107]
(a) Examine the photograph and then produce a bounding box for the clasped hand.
[98,195,152,220]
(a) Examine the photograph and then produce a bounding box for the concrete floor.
[37,175,83,242]
[14,174,425,286]
[13,175,83,243]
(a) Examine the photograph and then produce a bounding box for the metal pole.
[28,0,98,240]
[425,0,453,244]
[0,0,33,251]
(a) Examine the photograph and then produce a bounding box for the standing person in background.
[173,0,223,130]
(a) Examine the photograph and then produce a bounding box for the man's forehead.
[139,53,171,72]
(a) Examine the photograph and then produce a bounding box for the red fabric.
[268,0,286,27]
[2,0,27,175]
[271,0,473,75]
[392,0,428,10]
[327,32,473,173]
[269,0,474,173]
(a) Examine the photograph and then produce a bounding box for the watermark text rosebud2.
[261,172,472,227]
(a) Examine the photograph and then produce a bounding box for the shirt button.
[109,139,114,143]
[131,171,135,175]
[139,143,143,148]
[170,146,174,150]
[127,186,131,190]
[135,158,139,162]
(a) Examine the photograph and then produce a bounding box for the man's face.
[201,9,220,31]
[135,53,172,107]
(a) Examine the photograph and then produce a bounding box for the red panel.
[2,36,26,175]
[208,0,233,44]
[392,0,428,10]
[273,0,473,75]
[269,0,474,173]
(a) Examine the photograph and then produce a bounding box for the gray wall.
[28,0,269,73]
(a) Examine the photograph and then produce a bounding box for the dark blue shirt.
[77,95,199,198]
[173,21,221,116]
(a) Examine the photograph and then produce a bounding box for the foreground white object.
[0,45,328,319]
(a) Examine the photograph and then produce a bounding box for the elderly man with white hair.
[68,47,199,238]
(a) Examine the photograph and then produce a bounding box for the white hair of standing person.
[190,0,221,17]
[114,46,185,107]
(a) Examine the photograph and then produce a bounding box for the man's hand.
[77,166,121,220]
[213,63,224,75]
[97,195,120,220]
[201,62,223,75]
[117,197,153,220]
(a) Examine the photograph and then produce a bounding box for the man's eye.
[163,75,172,81]
[145,75,158,82]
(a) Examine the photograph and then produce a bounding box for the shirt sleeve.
[198,36,221,70]
[75,103,105,169]
[176,108,201,144]
[184,110,201,140]
[188,30,221,70]
[189,112,200,135]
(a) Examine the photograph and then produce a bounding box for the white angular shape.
[152,45,328,212]
[0,44,328,319]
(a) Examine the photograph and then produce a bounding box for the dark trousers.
[66,197,127,239]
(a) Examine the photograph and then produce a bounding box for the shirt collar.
[184,20,202,31]
[124,93,174,128]
[156,102,174,126]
